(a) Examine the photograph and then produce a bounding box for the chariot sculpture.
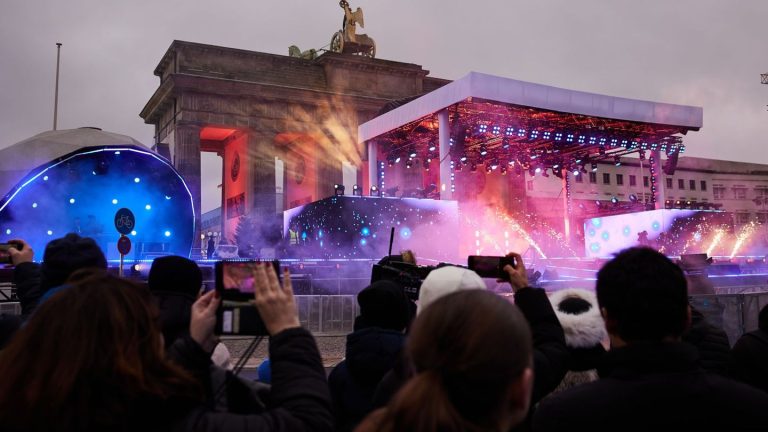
[330,0,376,58]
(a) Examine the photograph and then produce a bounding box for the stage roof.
[359,71,702,143]
[358,72,702,177]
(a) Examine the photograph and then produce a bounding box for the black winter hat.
[41,233,107,292]
[354,280,410,332]
[148,255,202,297]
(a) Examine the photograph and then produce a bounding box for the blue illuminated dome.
[0,132,194,259]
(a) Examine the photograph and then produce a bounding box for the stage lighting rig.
[370,185,381,197]
[352,184,362,196]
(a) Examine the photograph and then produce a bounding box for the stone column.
[438,109,453,200]
[248,130,280,250]
[174,123,202,256]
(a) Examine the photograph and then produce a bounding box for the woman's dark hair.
[374,290,532,432]
[0,270,200,431]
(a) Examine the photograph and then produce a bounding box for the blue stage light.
[47,230,53,235]
[5,229,10,235]
[43,176,49,181]
[112,199,118,204]
[134,177,140,183]
[69,198,75,204]
[145,204,151,210]
[165,195,171,200]
[131,230,137,236]
[164,230,171,237]
[32,203,37,208]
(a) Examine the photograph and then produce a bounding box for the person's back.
[357,290,534,432]
[329,280,411,432]
[730,304,768,392]
[533,247,768,431]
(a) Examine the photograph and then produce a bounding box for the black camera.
[214,260,280,336]
[467,255,516,280]
[370,255,445,300]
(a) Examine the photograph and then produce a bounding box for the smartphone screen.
[214,260,280,336]
[467,255,515,279]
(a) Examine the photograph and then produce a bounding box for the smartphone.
[0,242,21,264]
[214,260,280,336]
[467,255,516,280]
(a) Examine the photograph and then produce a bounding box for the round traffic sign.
[114,208,135,235]
[117,235,132,255]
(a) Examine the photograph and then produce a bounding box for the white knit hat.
[548,288,607,349]
[417,266,486,314]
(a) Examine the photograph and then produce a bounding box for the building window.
[757,212,768,224]
[666,178,673,189]
[689,180,696,191]
[589,172,597,184]
[713,185,726,200]
[629,175,637,187]
[575,173,583,183]
[643,176,649,187]
[616,174,624,185]
[603,173,611,185]
[700,181,707,191]
[678,179,685,190]
[735,212,750,224]
[755,188,768,198]
[527,180,534,191]
[733,187,747,200]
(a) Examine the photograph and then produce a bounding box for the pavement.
[221,334,347,373]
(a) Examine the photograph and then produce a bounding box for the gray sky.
[1,0,766,212]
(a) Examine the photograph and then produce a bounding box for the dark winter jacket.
[329,327,405,432]
[13,262,42,318]
[533,342,768,431]
[682,306,731,375]
[168,327,334,432]
[730,328,768,393]
[371,287,568,409]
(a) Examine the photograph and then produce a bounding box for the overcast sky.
[1,0,766,212]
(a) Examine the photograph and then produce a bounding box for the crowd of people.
[0,232,768,431]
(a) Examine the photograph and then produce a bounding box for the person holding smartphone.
[169,263,334,431]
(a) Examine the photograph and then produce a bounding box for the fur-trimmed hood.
[548,288,607,349]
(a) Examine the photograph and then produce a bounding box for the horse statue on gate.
[330,0,376,58]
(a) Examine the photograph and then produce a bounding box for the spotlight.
[614,156,621,167]
[134,177,140,183]
[145,204,151,210]
[629,194,639,203]
[352,184,362,196]
[164,230,171,237]
[479,145,488,156]
[595,200,603,208]
[395,156,401,163]
[112,199,118,205]
[334,184,345,196]
[591,162,598,172]
[534,167,542,174]
[611,196,619,205]
[370,185,381,197]
[428,143,437,152]
[573,169,580,176]
[405,160,413,169]
[500,165,507,175]
[502,138,510,149]
[69,198,75,204]
[460,154,468,162]
[490,160,499,170]
[409,149,417,158]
